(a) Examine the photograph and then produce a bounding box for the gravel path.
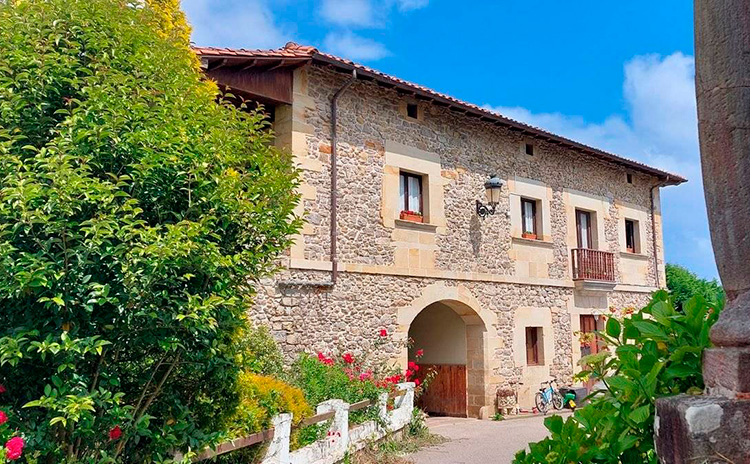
[408,413,570,464]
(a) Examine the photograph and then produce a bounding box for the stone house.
[194,42,685,418]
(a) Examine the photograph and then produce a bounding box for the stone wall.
[251,61,669,412]
[296,65,663,286]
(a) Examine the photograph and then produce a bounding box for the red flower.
[359,371,372,381]
[317,352,327,362]
[416,349,424,357]
[414,378,421,386]
[0,384,5,394]
[405,369,414,379]
[379,329,387,337]
[0,411,7,425]
[408,361,419,372]
[5,437,24,460]
[342,353,354,364]
[109,426,122,441]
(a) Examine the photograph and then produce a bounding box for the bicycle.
[535,379,564,414]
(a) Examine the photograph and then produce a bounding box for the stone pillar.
[655,2,750,462]
[317,399,350,460]
[262,413,292,464]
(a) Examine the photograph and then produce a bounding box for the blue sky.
[182,0,717,279]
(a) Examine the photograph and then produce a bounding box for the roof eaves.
[193,45,687,186]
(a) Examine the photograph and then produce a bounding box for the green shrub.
[514,291,721,464]
[291,353,388,428]
[666,263,724,310]
[0,0,300,461]
[212,373,312,463]
[235,324,285,377]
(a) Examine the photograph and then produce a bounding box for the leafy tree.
[666,263,724,310]
[0,0,300,461]
[514,292,721,463]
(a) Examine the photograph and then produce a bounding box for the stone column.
[316,399,350,461]
[262,413,292,464]
[655,2,750,462]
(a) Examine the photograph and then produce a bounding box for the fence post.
[316,399,350,460]
[262,413,292,464]
[392,382,415,430]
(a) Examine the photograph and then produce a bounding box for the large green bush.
[0,0,300,461]
[514,291,721,464]
[666,263,724,310]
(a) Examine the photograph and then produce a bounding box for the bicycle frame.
[541,385,554,404]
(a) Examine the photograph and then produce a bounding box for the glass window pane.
[523,201,535,233]
[399,175,406,211]
[579,213,590,248]
[408,176,421,212]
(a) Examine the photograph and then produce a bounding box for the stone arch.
[394,283,499,418]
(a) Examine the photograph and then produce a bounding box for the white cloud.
[394,0,429,11]
[486,53,718,279]
[182,0,289,48]
[323,31,390,61]
[320,0,375,27]
[320,0,428,26]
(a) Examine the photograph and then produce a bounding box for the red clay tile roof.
[193,42,686,185]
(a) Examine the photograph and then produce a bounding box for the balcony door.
[576,210,593,249]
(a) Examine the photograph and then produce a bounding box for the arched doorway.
[406,298,490,418]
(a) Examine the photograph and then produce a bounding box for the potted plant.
[496,388,517,415]
[522,230,537,240]
[400,210,423,223]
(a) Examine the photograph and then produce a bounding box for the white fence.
[185,382,415,464]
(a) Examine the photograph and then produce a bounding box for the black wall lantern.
[476,174,503,219]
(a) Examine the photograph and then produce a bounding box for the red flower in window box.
[399,210,423,223]
[522,232,537,240]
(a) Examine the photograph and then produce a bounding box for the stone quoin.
[194,42,685,417]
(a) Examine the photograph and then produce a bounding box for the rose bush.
[0,0,299,461]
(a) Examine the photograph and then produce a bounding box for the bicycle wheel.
[551,391,564,410]
[535,392,548,414]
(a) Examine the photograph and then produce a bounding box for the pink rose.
[5,437,24,461]
[0,410,7,425]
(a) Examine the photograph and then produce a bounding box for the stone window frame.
[508,176,552,244]
[624,218,640,254]
[616,201,650,258]
[399,100,424,123]
[563,189,608,253]
[381,140,446,232]
[525,326,545,366]
[514,306,553,371]
[520,138,537,157]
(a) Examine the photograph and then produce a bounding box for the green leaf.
[631,321,667,340]
[629,405,651,423]
[606,317,621,338]
[545,415,564,435]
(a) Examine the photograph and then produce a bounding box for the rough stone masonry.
[194,44,684,417]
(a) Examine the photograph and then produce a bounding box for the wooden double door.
[415,364,467,417]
